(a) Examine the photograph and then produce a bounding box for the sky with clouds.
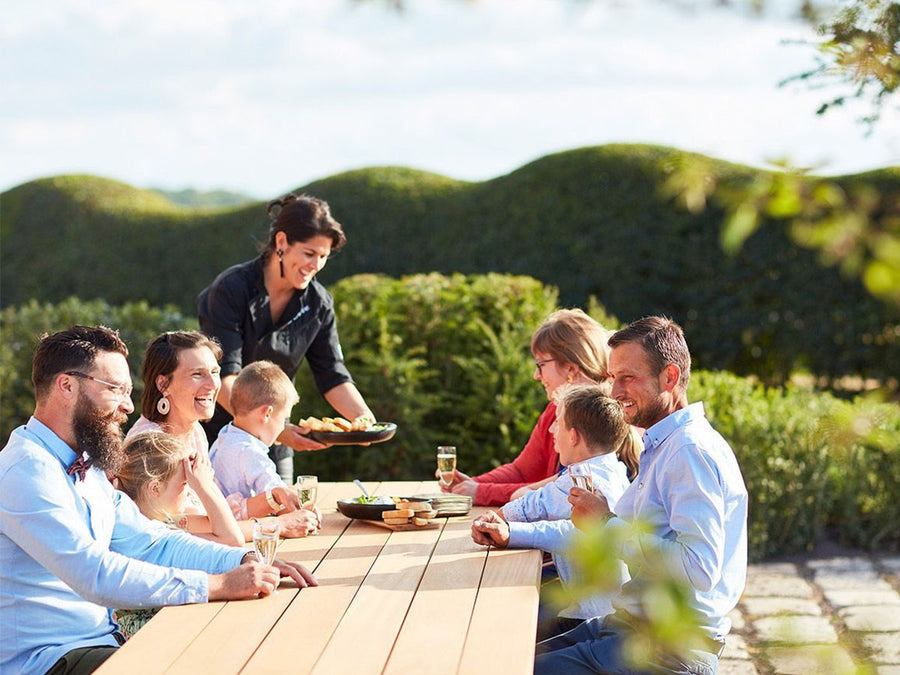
[2,0,898,198]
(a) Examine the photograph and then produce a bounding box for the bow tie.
[67,455,94,481]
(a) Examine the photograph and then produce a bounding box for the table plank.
[95,603,224,674]
[241,520,394,674]
[383,516,486,675]
[309,518,444,674]
[457,547,541,674]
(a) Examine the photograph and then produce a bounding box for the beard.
[72,394,129,475]
[628,394,671,430]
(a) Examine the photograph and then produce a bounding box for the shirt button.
[638,482,644,489]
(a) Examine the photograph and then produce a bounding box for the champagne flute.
[568,463,594,493]
[252,518,281,566]
[295,475,319,509]
[437,446,457,486]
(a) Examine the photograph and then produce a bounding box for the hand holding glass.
[568,463,594,494]
[437,446,457,486]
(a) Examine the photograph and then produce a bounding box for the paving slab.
[812,572,895,592]
[722,634,751,660]
[861,633,900,664]
[840,606,900,632]
[729,607,746,632]
[823,588,900,609]
[741,597,822,617]
[718,659,759,675]
[807,557,877,573]
[765,645,856,674]
[876,666,900,675]
[749,562,802,575]
[877,557,900,575]
[753,615,838,644]
[743,574,815,599]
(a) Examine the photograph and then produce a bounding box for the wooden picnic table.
[98,480,542,674]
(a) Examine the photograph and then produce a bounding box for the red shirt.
[473,402,559,506]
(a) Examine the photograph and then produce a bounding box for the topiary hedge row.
[1,275,897,560]
[3,146,898,390]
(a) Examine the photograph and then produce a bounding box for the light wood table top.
[98,481,542,674]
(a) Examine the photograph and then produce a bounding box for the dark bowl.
[336,496,431,521]
[307,422,397,446]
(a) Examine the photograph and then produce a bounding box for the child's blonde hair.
[117,431,190,520]
[229,360,299,416]
[560,384,641,479]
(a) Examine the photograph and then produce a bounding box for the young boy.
[471,384,633,639]
[210,361,306,520]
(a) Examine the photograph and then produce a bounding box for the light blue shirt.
[502,453,631,619]
[606,402,748,640]
[0,418,247,675]
[209,423,285,499]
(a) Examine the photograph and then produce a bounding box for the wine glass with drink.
[568,463,594,493]
[295,475,319,509]
[252,518,281,567]
[437,446,457,486]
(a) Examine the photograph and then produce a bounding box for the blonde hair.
[116,432,190,520]
[230,360,299,416]
[531,309,612,384]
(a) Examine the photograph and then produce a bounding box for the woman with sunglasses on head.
[440,309,640,506]
[126,331,319,539]
[197,194,375,484]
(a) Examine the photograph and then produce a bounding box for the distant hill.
[150,187,256,209]
[1,145,898,385]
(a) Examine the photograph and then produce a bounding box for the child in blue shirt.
[210,361,316,530]
[471,384,640,640]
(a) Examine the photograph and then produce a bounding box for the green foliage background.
[2,288,897,560]
[3,145,898,389]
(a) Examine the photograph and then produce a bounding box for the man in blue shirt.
[0,326,317,675]
[535,316,748,674]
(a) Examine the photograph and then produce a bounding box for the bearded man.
[0,326,316,675]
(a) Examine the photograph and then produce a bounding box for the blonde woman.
[441,309,641,506]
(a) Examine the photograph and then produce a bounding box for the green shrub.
[1,281,897,559]
[0,297,195,441]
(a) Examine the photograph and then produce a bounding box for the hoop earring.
[277,249,284,278]
[157,395,170,416]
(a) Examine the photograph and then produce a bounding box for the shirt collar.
[25,416,81,471]
[641,402,706,451]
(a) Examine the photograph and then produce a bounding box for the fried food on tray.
[298,415,376,433]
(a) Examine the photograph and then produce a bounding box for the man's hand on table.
[568,486,612,531]
[436,469,478,498]
[471,510,509,548]
[278,424,330,452]
[208,560,282,600]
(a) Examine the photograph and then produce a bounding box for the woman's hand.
[278,424,330,452]
[436,469,478,497]
[276,507,321,537]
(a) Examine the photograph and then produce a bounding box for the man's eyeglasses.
[534,358,555,375]
[66,371,133,401]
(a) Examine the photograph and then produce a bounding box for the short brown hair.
[561,385,627,452]
[140,331,223,422]
[32,325,129,400]
[608,316,691,390]
[229,360,299,416]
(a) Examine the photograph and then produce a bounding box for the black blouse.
[197,256,353,391]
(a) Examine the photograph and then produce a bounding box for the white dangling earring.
[157,395,170,415]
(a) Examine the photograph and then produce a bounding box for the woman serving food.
[198,193,375,483]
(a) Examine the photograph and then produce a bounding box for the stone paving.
[719,546,900,674]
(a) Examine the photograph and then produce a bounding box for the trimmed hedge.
[2,147,898,389]
[1,277,898,560]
